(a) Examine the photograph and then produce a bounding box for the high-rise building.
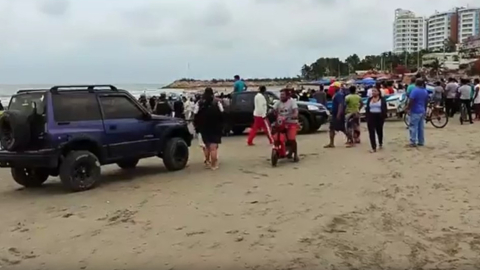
[426,10,457,51]
[425,7,480,51]
[393,9,426,54]
[458,7,480,42]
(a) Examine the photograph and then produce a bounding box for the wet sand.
[1,120,480,269]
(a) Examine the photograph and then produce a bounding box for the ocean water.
[0,84,184,106]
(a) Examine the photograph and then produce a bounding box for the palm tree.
[443,38,457,53]
[301,64,312,80]
[426,59,444,76]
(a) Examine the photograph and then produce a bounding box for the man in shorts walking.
[324,86,350,148]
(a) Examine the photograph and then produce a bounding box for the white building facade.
[426,11,455,51]
[424,7,480,51]
[393,9,426,54]
[458,8,480,42]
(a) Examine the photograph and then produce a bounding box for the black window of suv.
[52,94,102,122]
[233,93,255,109]
[99,95,144,119]
[9,93,46,115]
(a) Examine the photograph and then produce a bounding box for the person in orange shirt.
[386,81,395,95]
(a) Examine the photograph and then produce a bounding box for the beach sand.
[1,120,480,269]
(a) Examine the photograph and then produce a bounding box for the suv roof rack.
[17,89,50,94]
[50,84,118,94]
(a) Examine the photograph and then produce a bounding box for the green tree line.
[300,37,480,79]
[300,50,435,80]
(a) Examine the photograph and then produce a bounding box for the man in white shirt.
[445,78,459,117]
[247,86,273,145]
[457,78,473,124]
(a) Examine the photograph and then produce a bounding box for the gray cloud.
[37,0,69,16]
[122,7,165,29]
[200,1,232,27]
[0,0,478,84]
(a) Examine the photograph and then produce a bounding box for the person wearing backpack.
[194,87,224,170]
[154,93,173,116]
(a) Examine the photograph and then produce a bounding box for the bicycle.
[459,100,472,125]
[403,101,448,128]
[270,115,298,167]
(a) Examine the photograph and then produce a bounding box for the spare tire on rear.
[0,110,31,151]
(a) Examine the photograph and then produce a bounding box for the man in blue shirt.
[325,86,350,148]
[406,79,429,147]
[233,75,247,93]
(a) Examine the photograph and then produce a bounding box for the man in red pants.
[247,86,273,145]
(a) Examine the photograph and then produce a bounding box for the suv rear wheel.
[59,151,101,192]
[117,159,139,169]
[162,137,189,171]
[298,114,310,134]
[11,167,49,188]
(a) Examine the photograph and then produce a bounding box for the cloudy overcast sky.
[0,0,478,84]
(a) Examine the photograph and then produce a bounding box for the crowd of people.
[323,83,387,152]
[293,80,402,105]
[136,73,480,168]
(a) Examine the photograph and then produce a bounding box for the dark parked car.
[0,85,192,192]
[224,91,329,135]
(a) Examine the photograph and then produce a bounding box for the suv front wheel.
[162,137,189,171]
[59,151,101,192]
[298,114,310,134]
[11,167,49,188]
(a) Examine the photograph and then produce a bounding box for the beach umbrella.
[330,81,341,87]
[327,82,341,97]
[361,77,376,85]
[301,79,331,86]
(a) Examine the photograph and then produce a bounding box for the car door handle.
[109,125,117,130]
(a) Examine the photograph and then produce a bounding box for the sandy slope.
[1,120,480,270]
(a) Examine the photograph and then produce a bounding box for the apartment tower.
[426,7,480,51]
[393,9,426,54]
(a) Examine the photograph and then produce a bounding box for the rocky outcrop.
[162,79,299,89]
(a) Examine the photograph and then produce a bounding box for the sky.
[0,0,478,84]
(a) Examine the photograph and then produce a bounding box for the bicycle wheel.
[430,109,449,128]
[403,113,409,127]
[271,149,279,167]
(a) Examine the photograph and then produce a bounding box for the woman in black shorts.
[194,88,224,170]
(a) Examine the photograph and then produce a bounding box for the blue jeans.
[409,113,425,145]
